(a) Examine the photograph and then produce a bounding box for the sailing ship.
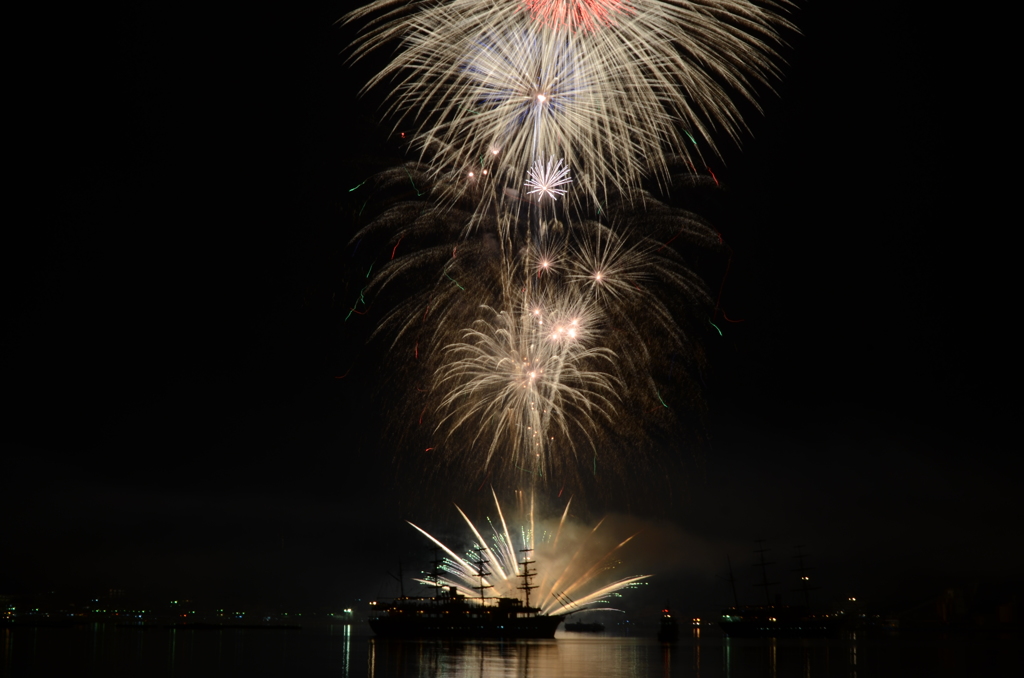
[718,543,847,638]
[369,548,565,638]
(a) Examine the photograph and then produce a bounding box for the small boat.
[658,606,680,642]
[564,618,605,633]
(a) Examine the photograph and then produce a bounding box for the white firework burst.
[340,1,770,493]
[344,1,794,203]
[433,295,618,480]
[525,157,573,201]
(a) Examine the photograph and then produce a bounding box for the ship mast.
[725,554,741,608]
[429,546,443,600]
[471,547,493,604]
[386,560,406,599]
[752,540,779,607]
[517,548,538,609]
[791,545,819,608]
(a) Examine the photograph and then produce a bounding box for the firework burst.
[523,0,637,32]
[434,297,618,482]
[346,164,723,494]
[408,491,650,616]
[342,0,791,498]
[525,157,573,201]
[345,0,793,204]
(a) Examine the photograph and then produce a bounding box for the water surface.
[3,625,1020,677]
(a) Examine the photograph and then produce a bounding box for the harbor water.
[2,624,1020,677]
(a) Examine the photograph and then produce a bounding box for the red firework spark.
[522,0,635,32]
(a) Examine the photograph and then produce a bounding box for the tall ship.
[369,548,566,639]
[718,543,847,638]
[719,605,846,638]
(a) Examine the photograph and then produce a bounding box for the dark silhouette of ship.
[718,604,846,638]
[657,605,680,642]
[564,617,605,632]
[369,547,565,639]
[368,589,565,638]
[717,543,847,638]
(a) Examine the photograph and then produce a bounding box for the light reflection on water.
[370,637,660,678]
[1,625,1021,677]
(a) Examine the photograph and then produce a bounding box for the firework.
[344,1,793,203]
[342,0,787,494]
[523,0,637,32]
[408,491,650,616]
[348,164,722,492]
[434,298,619,481]
[525,157,573,201]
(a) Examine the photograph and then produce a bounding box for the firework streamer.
[525,157,573,201]
[342,1,793,495]
[345,0,794,207]
[408,492,651,615]
[348,165,722,493]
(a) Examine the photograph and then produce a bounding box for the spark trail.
[408,491,650,616]
[349,165,722,490]
[342,0,792,494]
[344,1,794,207]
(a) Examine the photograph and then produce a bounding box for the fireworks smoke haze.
[407,492,651,616]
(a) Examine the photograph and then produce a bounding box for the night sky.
[6,2,1016,618]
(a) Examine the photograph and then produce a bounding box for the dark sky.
[5,2,1015,618]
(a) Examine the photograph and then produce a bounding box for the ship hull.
[718,620,844,638]
[369,614,564,639]
[719,607,846,638]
